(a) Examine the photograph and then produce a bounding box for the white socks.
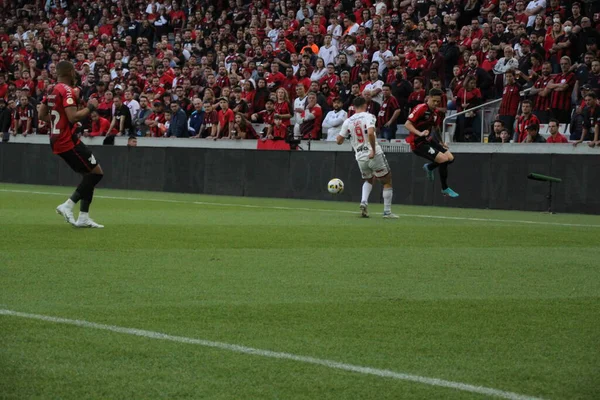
[383,188,393,213]
[361,181,373,204]
[66,199,75,208]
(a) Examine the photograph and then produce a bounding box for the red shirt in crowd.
[499,83,520,116]
[546,133,568,143]
[515,113,541,143]
[377,95,400,129]
[550,72,575,111]
[533,75,553,112]
[90,116,112,136]
[217,108,235,137]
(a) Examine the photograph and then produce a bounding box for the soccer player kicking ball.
[405,88,459,198]
[39,61,105,228]
[337,96,398,219]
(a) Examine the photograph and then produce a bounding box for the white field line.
[0,309,545,400]
[1,188,599,228]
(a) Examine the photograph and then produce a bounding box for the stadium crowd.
[0,0,599,145]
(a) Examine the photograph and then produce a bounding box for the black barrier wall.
[1,143,599,214]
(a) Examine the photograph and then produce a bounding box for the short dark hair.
[494,119,505,127]
[56,61,74,77]
[548,118,559,126]
[521,99,532,107]
[429,88,443,97]
[352,96,367,108]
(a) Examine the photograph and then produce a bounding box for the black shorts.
[58,142,99,174]
[413,139,447,162]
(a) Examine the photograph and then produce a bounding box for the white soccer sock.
[78,212,89,220]
[66,199,75,208]
[361,181,373,204]
[383,188,393,213]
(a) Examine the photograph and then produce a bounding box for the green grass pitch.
[1,183,599,400]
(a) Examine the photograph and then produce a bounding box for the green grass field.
[1,183,599,400]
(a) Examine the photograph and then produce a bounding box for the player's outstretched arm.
[65,99,98,124]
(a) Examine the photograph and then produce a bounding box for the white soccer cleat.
[56,203,75,225]
[360,202,369,218]
[75,215,104,228]
[382,212,399,219]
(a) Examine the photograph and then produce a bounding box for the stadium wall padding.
[1,143,599,214]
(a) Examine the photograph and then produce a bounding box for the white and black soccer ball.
[327,178,344,194]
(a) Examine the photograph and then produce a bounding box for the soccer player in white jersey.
[337,96,398,219]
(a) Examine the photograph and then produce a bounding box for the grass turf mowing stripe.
[1,188,599,229]
[0,309,545,400]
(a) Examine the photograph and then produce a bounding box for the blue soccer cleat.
[441,188,459,198]
[423,163,435,181]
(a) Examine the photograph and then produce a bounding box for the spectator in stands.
[189,98,205,138]
[569,104,586,142]
[216,97,235,140]
[407,77,426,112]
[203,102,219,140]
[296,91,323,140]
[10,95,34,136]
[456,76,483,142]
[322,97,347,141]
[124,90,140,122]
[145,101,166,138]
[524,123,546,143]
[530,61,553,123]
[588,59,600,98]
[488,120,506,143]
[493,46,519,90]
[574,92,600,147]
[377,84,401,141]
[548,56,576,123]
[515,100,540,143]
[267,115,288,141]
[167,102,189,138]
[88,111,112,137]
[109,96,134,137]
[134,95,152,137]
[497,70,521,139]
[232,113,256,139]
[546,118,569,143]
[0,99,10,142]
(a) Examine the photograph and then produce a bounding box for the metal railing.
[442,87,533,143]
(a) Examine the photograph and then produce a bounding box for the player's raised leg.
[434,151,459,198]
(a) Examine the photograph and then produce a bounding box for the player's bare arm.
[368,126,376,159]
[404,120,428,137]
[65,98,98,124]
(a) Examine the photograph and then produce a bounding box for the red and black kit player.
[39,61,105,228]
[404,88,459,198]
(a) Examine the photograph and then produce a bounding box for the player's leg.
[360,177,374,218]
[357,159,373,218]
[75,163,104,228]
[57,143,104,227]
[435,150,459,198]
[413,143,440,181]
[373,154,398,219]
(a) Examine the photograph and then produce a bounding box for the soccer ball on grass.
[327,178,344,194]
